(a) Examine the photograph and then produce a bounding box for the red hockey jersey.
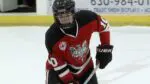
[45,10,110,84]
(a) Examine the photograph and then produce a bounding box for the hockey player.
[45,0,114,84]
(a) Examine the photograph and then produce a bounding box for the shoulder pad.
[45,23,64,52]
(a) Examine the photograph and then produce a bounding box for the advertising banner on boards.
[47,0,150,15]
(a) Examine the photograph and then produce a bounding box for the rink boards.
[0,15,150,26]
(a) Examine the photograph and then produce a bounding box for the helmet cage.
[52,0,75,27]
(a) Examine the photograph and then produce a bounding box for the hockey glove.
[96,44,113,69]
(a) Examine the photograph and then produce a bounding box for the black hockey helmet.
[52,0,76,28]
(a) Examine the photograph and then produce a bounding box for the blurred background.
[0,0,150,84]
[0,0,149,26]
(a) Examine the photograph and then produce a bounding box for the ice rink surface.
[0,26,150,84]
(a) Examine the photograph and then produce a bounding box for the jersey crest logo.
[69,40,88,61]
[59,41,67,51]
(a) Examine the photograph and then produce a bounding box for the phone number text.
[90,0,150,6]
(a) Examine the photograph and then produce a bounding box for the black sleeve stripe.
[54,63,67,71]
[54,64,69,75]
[68,65,79,73]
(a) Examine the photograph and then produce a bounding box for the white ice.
[0,26,150,84]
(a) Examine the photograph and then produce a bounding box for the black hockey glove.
[96,44,113,69]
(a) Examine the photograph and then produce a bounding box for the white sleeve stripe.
[100,17,110,33]
[54,63,67,71]
[59,69,70,77]
[101,18,108,24]
[101,21,105,26]
[100,23,110,33]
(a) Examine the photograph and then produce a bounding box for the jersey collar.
[60,20,79,38]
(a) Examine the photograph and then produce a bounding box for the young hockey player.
[45,0,114,84]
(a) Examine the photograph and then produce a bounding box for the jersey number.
[49,57,58,67]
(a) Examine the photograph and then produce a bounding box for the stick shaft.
[83,64,99,84]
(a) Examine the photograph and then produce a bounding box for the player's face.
[55,9,74,25]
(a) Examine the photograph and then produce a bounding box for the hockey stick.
[83,63,100,84]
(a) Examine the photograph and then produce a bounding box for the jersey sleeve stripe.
[53,63,70,77]
[100,18,110,33]
[100,22,110,33]
[54,63,67,71]
[58,69,70,77]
